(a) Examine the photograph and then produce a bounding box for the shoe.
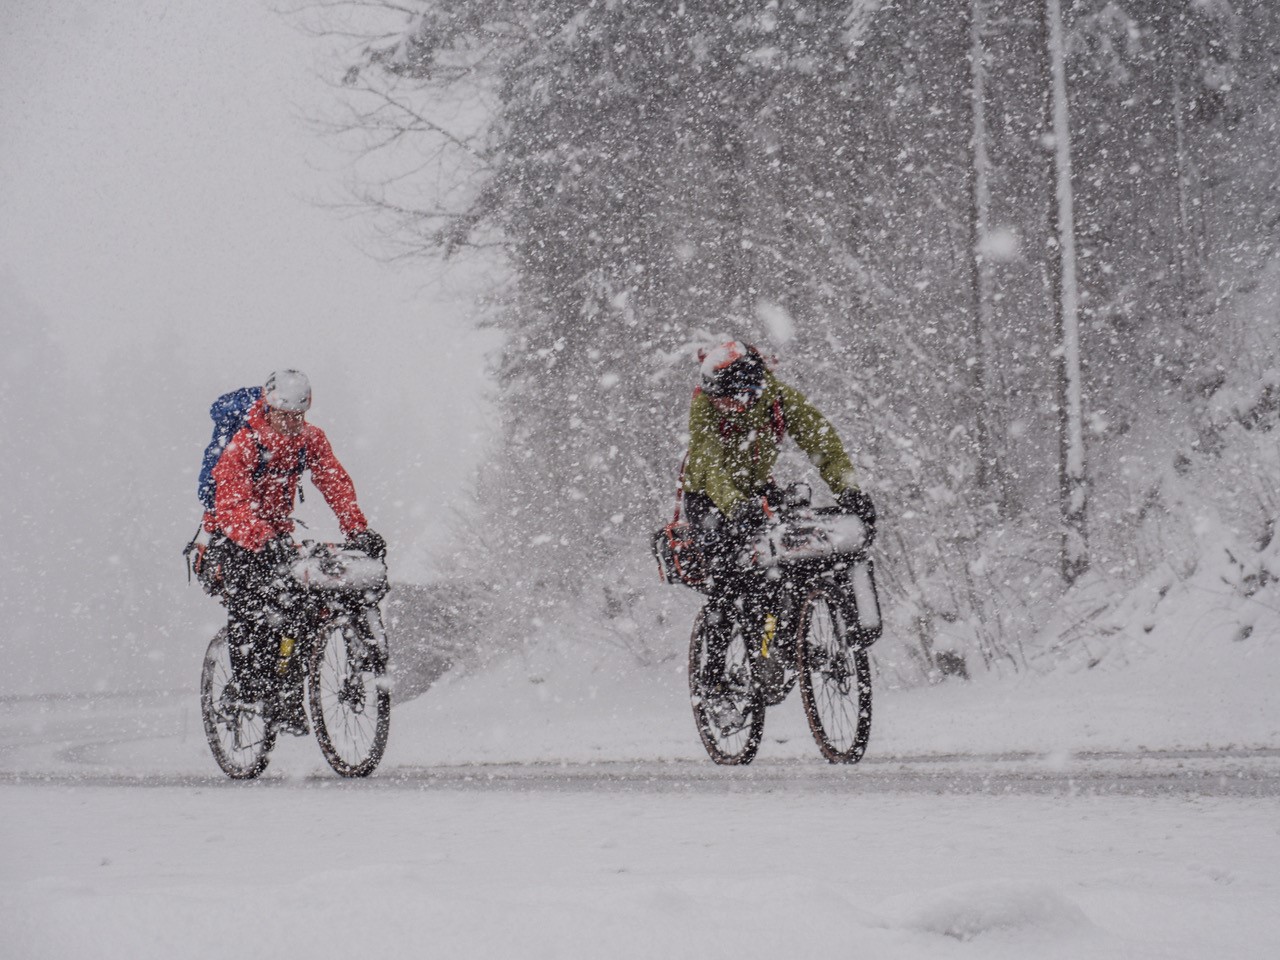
[267,695,310,737]
[702,680,746,733]
[280,715,310,737]
[273,712,310,737]
[217,681,251,720]
[710,698,746,734]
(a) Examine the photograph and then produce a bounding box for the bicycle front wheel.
[689,607,765,765]
[200,629,276,780]
[797,584,872,763]
[308,613,391,778]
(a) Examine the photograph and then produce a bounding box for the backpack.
[196,386,307,512]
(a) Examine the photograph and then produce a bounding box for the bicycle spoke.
[689,610,765,764]
[799,589,872,763]
[201,630,275,779]
[310,624,390,777]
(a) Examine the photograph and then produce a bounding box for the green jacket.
[684,371,857,516]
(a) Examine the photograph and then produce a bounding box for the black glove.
[347,528,387,561]
[260,535,297,570]
[838,489,877,543]
[728,498,769,539]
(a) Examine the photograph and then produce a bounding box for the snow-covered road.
[5,752,1279,797]
[3,776,1277,960]
[3,686,1279,959]
[3,690,1277,796]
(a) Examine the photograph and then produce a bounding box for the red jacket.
[211,400,368,551]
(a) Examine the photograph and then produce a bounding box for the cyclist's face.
[710,387,762,415]
[266,408,305,437]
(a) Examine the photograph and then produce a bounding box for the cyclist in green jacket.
[682,341,876,638]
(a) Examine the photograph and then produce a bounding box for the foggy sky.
[0,0,498,694]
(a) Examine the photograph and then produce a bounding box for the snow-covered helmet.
[263,369,312,412]
[699,341,766,412]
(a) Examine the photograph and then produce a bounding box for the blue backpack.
[198,387,261,511]
[197,387,308,512]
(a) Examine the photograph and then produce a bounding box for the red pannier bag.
[651,520,707,587]
[651,458,707,588]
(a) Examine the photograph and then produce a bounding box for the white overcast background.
[0,0,497,695]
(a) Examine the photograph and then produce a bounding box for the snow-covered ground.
[4,778,1276,960]
[2,590,1278,959]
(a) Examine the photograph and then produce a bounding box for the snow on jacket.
[212,399,368,551]
[684,370,858,517]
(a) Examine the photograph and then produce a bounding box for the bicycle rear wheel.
[797,583,872,763]
[688,607,765,765]
[200,629,276,779]
[308,612,391,778]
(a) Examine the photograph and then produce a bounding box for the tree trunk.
[1044,0,1088,583]
[967,0,999,498]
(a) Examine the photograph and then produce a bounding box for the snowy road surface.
[3,689,1279,959]
[5,753,1280,797]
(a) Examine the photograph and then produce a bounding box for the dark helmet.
[699,341,767,411]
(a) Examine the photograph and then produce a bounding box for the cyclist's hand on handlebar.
[347,528,387,561]
[838,489,877,544]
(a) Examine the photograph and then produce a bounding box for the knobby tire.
[797,583,873,764]
[308,616,391,778]
[200,628,276,780]
[689,608,766,765]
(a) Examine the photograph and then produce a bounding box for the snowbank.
[383,555,1280,767]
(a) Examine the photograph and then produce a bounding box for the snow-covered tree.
[327,0,1280,674]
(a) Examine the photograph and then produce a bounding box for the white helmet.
[264,369,312,412]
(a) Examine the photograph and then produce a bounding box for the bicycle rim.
[309,623,391,777]
[689,609,765,765]
[797,587,872,763]
[200,629,275,779]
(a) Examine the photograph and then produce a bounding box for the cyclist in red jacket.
[211,369,383,734]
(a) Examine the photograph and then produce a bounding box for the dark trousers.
[219,542,298,699]
[684,492,773,677]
